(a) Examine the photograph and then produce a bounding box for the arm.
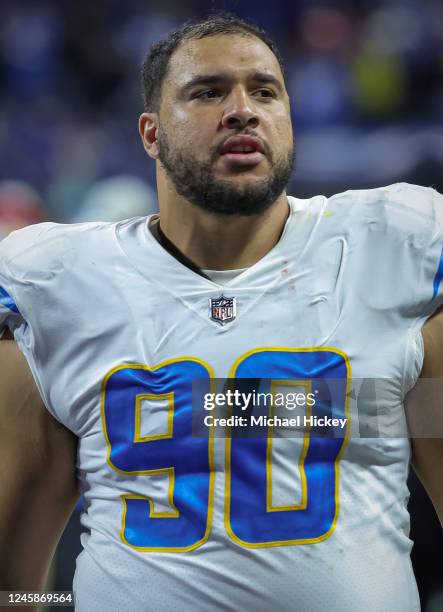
[405,306,443,527]
[0,337,79,601]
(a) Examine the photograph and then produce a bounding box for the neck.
[157,183,290,271]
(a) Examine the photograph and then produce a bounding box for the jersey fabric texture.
[1,183,443,612]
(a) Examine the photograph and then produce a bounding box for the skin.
[0,31,441,599]
[139,34,294,270]
[0,332,78,609]
[405,305,443,526]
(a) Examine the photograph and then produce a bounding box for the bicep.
[405,311,443,527]
[0,339,79,589]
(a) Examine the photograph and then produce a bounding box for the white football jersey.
[1,183,443,612]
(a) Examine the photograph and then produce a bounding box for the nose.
[221,86,259,130]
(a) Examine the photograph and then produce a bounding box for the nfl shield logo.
[209,295,236,325]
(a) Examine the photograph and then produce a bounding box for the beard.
[157,129,295,216]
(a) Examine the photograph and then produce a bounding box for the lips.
[220,136,264,155]
[220,136,265,167]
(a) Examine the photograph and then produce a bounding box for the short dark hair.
[141,12,286,113]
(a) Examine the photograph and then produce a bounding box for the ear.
[139,113,160,160]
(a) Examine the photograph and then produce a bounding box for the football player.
[0,13,442,612]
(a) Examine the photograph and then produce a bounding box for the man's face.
[155,34,294,216]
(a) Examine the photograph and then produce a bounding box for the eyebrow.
[180,71,284,95]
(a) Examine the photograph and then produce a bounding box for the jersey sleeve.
[0,283,21,332]
[352,182,443,325]
[0,232,27,335]
[0,222,56,335]
[396,183,443,323]
[0,222,67,422]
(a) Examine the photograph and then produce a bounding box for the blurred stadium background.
[0,0,442,610]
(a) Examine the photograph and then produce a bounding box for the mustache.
[212,130,272,162]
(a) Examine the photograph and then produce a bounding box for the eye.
[254,89,276,99]
[195,89,221,100]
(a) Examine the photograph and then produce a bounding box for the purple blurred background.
[1,0,443,226]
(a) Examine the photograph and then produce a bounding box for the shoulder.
[291,183,443,318]
[328,181,442,208]
[290,182,443,230]
[327,182,443,233]
[0,220,117,285]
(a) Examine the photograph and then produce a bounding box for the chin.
[222,171,269,184]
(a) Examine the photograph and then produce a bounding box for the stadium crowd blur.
[1,0,443,230]
[0,0,442,610]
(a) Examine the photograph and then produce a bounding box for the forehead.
[166,34,284,89]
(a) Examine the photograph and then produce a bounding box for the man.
[0,13,442,612]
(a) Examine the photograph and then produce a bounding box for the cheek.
[163,110,212,153]
[163,100,219,146]
[269,112,293,149]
